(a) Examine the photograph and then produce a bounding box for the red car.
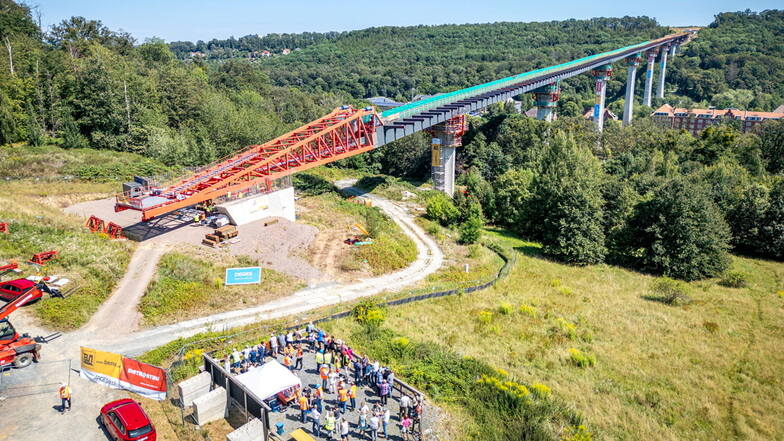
[0,279,41,303]
[100,399,157,441]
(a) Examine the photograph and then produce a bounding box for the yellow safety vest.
[59,386,71,399]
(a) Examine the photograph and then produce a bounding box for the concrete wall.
[178,371,212,407]
[226,418,266,441]
[216,186,295,226]
[193,386,228,426]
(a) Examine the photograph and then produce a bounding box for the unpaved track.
[83,242,168,336]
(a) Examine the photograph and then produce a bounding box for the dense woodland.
[1,0,783,281]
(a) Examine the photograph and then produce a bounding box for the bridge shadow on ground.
[122,213,194,242]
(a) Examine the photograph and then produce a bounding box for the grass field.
[139,250,304,326]
[324,228,784,440]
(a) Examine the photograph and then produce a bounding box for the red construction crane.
[116,106,380,221]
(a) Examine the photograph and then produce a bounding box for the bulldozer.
[0,291,59,369]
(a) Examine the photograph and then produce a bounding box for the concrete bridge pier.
[591,64,613,132]
[427,115,467,197]
[643,48,658,107]
[657,46,670,99]
[623,53,642,127]
[532,81,560,122]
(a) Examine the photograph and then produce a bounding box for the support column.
[643,48,658,107]
[657,45,669,99]
[427,115,466,197]
[590,64,613,132]
[531,81,560,122]
[623,53,642,127]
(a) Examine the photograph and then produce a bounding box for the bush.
[351,300,385,329]
[498,303,513,315]
[519,304,538,317]
[649,277,692,305]
[425,192,459,226]
[558,286,575,296]
[719,271,749,288]
[551,317,578,340]
[477,310,494,324]
[568,348,596,368]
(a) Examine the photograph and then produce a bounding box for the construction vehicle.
[0,277,77,303]
[0,291,50,369]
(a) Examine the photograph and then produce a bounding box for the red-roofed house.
[651,104,784,135]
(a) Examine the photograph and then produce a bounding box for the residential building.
[651,104,784,135]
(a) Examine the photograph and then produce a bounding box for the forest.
[1,0,783,281]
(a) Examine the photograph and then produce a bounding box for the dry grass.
[326,228,784,440]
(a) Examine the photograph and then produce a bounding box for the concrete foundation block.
[178,371,212,407]
[226,418,266,441]
[216,186,295,226]
[193,386,228,426]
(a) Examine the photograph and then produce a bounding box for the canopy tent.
[235,359,302,401]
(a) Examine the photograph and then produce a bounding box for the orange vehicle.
[0,291,44,369]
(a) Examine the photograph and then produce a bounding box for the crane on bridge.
[115,32,692,222]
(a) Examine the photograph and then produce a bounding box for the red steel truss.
[116,106,380,220]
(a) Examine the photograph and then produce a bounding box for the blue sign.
[225,267,262,286]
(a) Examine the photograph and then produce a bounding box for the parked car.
[0,279,41,303]
[100,399,157,441]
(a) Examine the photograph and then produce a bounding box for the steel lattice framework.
[116,106,380,220]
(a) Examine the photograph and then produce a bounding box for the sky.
[28,0,781,42]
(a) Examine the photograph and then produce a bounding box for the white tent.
[235,359,302,401]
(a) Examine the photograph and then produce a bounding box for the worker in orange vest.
[348,381,358,410]
[58,382,72,413]
[338,385,349,412]
[298,392,310,423]
[283,354,293,370]
[319,364,330,391]
[294,345,304,370]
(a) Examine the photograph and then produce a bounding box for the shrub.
[552,317,578,340]
[719,271,749,288]
[703,321,719,333]
[351,300,386,329]
[425,192,460,226]
[391,336,410,349]
[550,278,562,287]
[778,290,784,299]
[498,303,513,315]
[477,310,494,325]
[558,286,575,296]
[650,277,692,305]
[519,304,538,317]
[531,383,552,398]
[568,348,596,368]
[562,425,594,441]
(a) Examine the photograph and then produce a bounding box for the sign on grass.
[225,266,262,286]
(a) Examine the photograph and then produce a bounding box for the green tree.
[528,131,607,265]
[60,114,88,149]
[458,200,484,244]
[25,105,43,146]
[493,168,534,230]
[759,180,784,259]
[758,119,784,174]
[425,192,459,226]
[622,178,731,280]
[727,183,769,255]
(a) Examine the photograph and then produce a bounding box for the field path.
[81,242,169,336]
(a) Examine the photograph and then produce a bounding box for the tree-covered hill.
[178,17,669,99]
[671,9,784,110]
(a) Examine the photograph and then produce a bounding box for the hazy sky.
[29,0,780,42]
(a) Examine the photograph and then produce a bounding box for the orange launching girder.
[117,107,380,221]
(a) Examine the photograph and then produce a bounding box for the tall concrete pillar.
[623,53,642,127]
[427,115,466,197]
[657,46,669,99]
[590,64,613,132]
[643,48,658,107]
[532,81,560,122]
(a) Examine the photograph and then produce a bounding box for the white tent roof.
[235,359,301,401]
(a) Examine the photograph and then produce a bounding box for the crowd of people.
[221,323,424,440]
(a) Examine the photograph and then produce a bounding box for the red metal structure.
[85,215,105,233]
[0,222,8,234]
[116,106,380,221]
[0,290,42,369]
[105,222,125,240]
[29,251,58,266]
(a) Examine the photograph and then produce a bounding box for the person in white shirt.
[340,418,350,441]
[399,394,411,418]
[382,408,391,438]
[369,415,380,441]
